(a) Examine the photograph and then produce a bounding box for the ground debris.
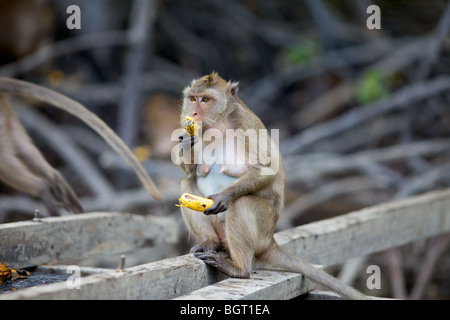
[0,263,30,285]
[0,265,68,294]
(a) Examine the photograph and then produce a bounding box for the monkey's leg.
[194,249,252,278]
[189,235,221,254]
[196,196,263,278]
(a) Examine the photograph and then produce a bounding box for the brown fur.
[178,72,367,299]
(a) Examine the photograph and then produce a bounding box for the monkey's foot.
[190,240,221,254]
[194,250,250,278]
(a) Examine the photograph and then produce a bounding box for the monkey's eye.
[189,96,196,102]
[201,97,209,102]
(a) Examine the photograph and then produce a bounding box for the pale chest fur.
[196,136,248,221]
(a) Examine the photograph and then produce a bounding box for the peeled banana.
[184,116,199,136]
[176,193,214,212]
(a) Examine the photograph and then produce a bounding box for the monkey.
[176,72,368,300]
[0,77,163,216]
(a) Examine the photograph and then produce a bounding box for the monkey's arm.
[204,165,275,215]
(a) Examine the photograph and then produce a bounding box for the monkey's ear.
[228,81,239,99]
[208,71,217,83]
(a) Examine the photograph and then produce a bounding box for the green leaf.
[283,39,321,65]
[355,69,388,105]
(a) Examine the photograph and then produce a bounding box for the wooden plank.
[36,265,114,276]
[2,189,450,300]
[174,270,315,300]
[0,212,178,269]
[275,188,450,266]
[303,290,342,300]
[0,254,224,300]
[174,189,450,300]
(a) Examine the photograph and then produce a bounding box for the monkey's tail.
[0,77,164,201]
[259,242,368,300]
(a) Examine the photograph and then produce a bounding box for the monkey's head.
[182,72,239,128]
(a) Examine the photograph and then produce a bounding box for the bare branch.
[0,31,128,77]
[284,139,450,183]
[278,177,389,230]
[414,2,450,81]
[409,234,450,300]
[386,248,408,299]
[292,37,430,129]
[15,103,115,197]
[282,76,450,155]
[117,0,157,147]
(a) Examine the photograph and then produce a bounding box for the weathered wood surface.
[36,265,114,276]
[303,290,342,300]
[0,212,178,269]
[275,188,450,266]
[1,254,224,300]
[1,189,450,300]
[174,270,315,300]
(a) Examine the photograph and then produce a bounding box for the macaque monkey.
[177,72,367,299]
[0,77,163,216]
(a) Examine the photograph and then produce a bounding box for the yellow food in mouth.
[184,116,199,136]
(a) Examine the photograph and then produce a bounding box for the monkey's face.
[182,72,236,128]
[182,88,228,128]
[185,94,216,124]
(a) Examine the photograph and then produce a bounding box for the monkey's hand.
[204,193,229,215]
[178,132,198,148]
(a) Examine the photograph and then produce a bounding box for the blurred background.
[0,0,449,299]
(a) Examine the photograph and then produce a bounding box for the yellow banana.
[176,193,214,212]
[184,116,199,136]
